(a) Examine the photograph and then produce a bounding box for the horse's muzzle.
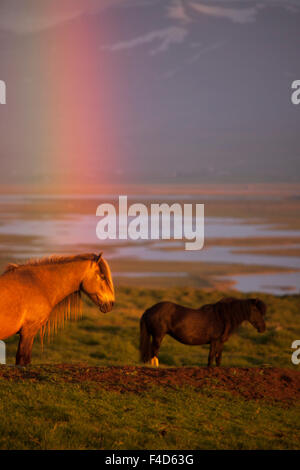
[99,301,114,313]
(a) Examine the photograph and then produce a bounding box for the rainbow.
[30,16,118,188]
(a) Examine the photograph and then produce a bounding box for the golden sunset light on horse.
[0,253,115,366]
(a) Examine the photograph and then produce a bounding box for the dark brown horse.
[0,252,115,366]
[140,297,267,367]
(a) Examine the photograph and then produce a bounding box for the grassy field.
[1,287,300,450]
[0,374,299,450]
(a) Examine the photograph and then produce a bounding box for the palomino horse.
[140,297,266,367]
[0,253,114,365]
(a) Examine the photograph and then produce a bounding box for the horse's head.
[248,298,267,333]
[81,253,115,313]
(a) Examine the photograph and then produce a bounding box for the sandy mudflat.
[0,183,299,292]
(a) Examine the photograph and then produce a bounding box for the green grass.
[0,380,299,450]
[1,287,300,450]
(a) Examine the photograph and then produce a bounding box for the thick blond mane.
[4,253,98,274]
[40,291,83,348]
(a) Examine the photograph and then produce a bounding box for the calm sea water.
[0,195,299,294]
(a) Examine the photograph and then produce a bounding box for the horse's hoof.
[150,356,159,367]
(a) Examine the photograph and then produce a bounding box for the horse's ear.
[97,252,103,264]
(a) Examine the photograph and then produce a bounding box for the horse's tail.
[140,312,152,363]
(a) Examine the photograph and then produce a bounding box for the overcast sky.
[0,0,299,185]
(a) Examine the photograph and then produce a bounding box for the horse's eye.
[99,274,105,280]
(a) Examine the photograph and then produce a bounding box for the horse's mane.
[201,297,266,331]
[252,298,267,316]
[40,291,83,348]
[215,298,252,330]
[4,253,98,273]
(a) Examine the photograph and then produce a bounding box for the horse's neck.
[231,308,249,330]
[223,306,246,334]
[36,261,88,308]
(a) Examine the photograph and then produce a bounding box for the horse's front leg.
[16,332,35,366]
[207,340,217,367]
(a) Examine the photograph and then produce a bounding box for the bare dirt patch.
[0,365,299,404]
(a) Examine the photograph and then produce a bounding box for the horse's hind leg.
[150,335,163,367]
[16,332,34,366]
[215,340,224,366]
